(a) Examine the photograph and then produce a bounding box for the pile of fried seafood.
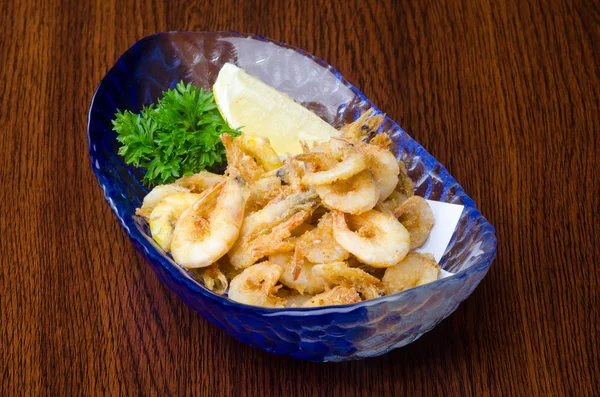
[136,109,440,308]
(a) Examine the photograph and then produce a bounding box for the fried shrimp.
[139,106,440,309]
[379,161,414,213]
[192,262,229,294]
[315,170,379,214]
[369,132,393,150]
[339,108,385,142]
[174,171,226,192]
[300,139,367,186]
[229,190,320,269]
[246,157,309,213]
[382,252,440,295]
[296,150,335,170]
[294,212,350,264]
[312,262,384,300]
[148,192,201,252]
[394,196,435,249]
[171,177,249,268]
[269,252,328,295]
[228,262,286,308]
[221,134,265,181]
[246,175,285,212]
[302,286,361,307]
[238,134,283,171]
[332,210,410,268]
[358,141,399,201]
[276,157,307,194]
[136,184,190,218]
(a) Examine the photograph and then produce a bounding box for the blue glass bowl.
[87,31,497,362]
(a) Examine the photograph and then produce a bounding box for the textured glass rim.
[87,30,497,315]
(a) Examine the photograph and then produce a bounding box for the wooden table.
[2,0,598,395]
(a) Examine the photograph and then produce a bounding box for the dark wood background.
[2,0,598,395]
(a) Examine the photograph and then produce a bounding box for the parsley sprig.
[112,81,240,186]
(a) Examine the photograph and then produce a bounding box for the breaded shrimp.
[294,212,350,264]
[136,184,190,219]
[394,196,434,249]
[315,170,379,214]
[269,252,328,295]
[171,177,249,268]
[148,192,201,252]
[339,108,385,142]
[382,252,440,295]
[302,286,361,307]
[332,210,410,268]
[228,262,286,308]
[312,262,384,300]
[228,190,319,269]
[238,134,282,171]
[175,171,226,192]
[299,139,367,186]
[358,141,399,201]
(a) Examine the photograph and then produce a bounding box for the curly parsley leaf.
[112,81,240,186]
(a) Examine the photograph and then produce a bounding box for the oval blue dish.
[87,31,497,362]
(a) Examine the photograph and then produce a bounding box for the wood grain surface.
[1,0,598,395]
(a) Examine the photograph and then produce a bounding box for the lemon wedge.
[213,63,339,155]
